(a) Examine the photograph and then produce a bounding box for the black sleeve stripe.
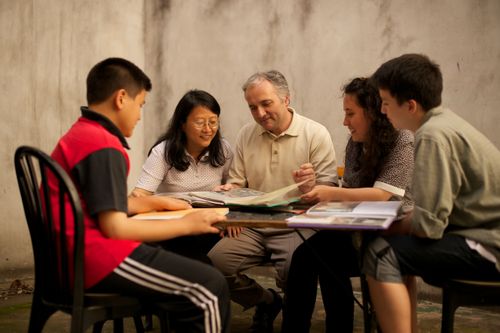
[72,148,128,216]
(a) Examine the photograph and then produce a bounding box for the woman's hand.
[300,185,336,203]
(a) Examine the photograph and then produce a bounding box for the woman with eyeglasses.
[131,89,233,262]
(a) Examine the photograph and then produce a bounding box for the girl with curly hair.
[282,77,414,333]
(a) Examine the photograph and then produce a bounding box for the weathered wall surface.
[2,0,500,272]
[144,0,500,160]
[0,0,146,272]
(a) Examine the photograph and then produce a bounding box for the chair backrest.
[14,146,85,310]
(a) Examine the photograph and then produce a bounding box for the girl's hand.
[300,185,335,203]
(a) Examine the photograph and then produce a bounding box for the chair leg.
[144,313,154,331]
[28,295,57,333]
[441,288,459,333]
[92,321,105,333]
[158,311,171,333]
[70,313,84,333]
[360,275,378,333]
[113,318,123,333]
[133,315,146,333]
[112,318,124,333]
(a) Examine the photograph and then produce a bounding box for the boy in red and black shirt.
[50,58,230,333]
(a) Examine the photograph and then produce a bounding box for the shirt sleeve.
[135,141,168,193]
[227,130,249,187]
[309,125,337,186]
[411,136,457,238]
[221,139,234,185]
[72,148,128,216]
[373,130,414,197]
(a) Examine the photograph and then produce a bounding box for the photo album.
[286,201,402,230]
[157,181,305,208]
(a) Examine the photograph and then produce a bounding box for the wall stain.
[375,0,415,57]
[299,0,313,31]
[206,0,232,16]
[144,0,173,146]
[262,11,280,65]
[156,0,171,12]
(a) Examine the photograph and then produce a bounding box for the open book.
[131,207,229,220]
[159,181,304,208]
[287,201,402,230]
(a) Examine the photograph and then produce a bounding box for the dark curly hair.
[150,89,226,171]
[343,77,398,187]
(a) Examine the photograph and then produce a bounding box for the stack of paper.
[287,201,402,230]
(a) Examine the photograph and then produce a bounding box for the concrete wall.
[143,0,500,159]
[0,0,146,272]
[1,0,500,272]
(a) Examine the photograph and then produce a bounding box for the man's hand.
[183,210,227,235]
[293,163,316,193]
[224,226,244,238]
[300,185,336,203]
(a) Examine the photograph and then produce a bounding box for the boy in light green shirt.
[363,53,500,333]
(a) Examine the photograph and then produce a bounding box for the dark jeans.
[282,231,360,333]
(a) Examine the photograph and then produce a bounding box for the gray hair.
[242,70,290,100]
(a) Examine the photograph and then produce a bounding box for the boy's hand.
[301,185,335,203]
[183,210,227,235]
[292,163,316,193]
[382,213,413,236]
[128,194,191,215]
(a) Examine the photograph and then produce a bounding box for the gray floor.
[1,271,500,332]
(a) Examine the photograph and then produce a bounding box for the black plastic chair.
[14,145,149,333]
[440,278,500,333]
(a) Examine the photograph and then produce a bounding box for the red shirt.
[50,107,140,288]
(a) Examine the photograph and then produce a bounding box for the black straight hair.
[86,57,152,105]
[151,89,227,171]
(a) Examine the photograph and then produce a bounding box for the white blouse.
[135,138,233,193]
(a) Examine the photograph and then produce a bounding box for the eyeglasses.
[192,119,219,130]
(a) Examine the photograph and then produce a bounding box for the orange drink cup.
[337,165,345,187]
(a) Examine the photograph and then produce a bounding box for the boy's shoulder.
[418,107,464,138]
[55,116,127,167]
[68,117,125,149]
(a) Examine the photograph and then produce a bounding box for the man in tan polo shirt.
[209,70,337,332]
